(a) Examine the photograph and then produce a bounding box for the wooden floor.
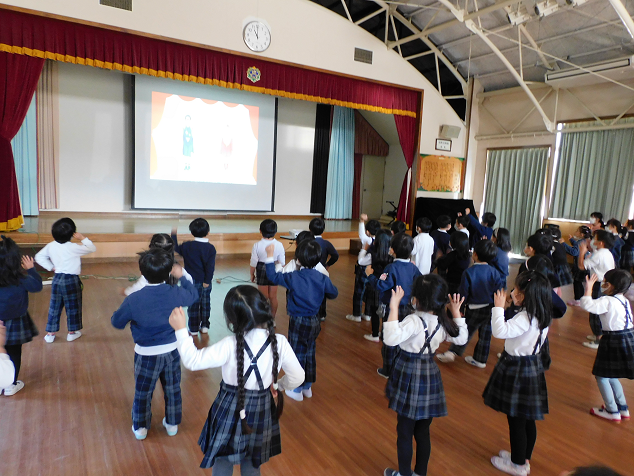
[1,254,633,475]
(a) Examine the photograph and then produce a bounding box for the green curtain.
[550,118,634,221]
[484,147,550,254]
[11,96,38,216]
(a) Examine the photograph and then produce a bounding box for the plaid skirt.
[255,262,275,287]
[621,249,634,269]
[199,381,281,469]
[5,313,39,346]
[555,264,573,287]
[592,329,634,379]
[385,351,447,420]
[483,352,548,420]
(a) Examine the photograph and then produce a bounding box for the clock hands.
[254,25,259,40]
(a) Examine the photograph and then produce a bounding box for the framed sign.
[435,138,452,152]
[418,154,465,193]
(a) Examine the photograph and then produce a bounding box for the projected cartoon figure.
[182,115,194,157]
[219,121,233,170]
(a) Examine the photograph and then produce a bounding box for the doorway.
[361,155,386,220]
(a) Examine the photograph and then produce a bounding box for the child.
[519,232,554,275]
[621,219,634,271]
[359,229,394,342]
[464,207,496,242]
[346,214,381,322]
[565,225,592,305]
[111,249,198,440]
[436,231,471,295]
[606,219,625,267]
[491,228,512,280]
[367,233,423,378]
[391,220,407,235]
[429,215,452,258]
[125,234,194,295]
[411,217,434,275]
[35,217,96,343]
[382,277,467,476]
[172,218,216,334]
[278,232,326,276]
[0,321,15,390]
[484,271,552,476]
[169,286,305,473]
[580,270,633,422]
[579,230,616,349]
[550,228,573,295]
[455,215,471,238]
[265,239,338,401]
[437,240,504,368]
[250,219,285,317]
[309,217,338,322]
[590,211,605,232]
[0,237,42,396]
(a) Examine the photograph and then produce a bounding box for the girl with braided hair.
[170,285,304,475]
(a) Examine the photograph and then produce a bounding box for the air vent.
[100,0,132,11]
[354,48,373,65]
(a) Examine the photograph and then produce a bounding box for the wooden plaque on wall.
[417,154,464,192]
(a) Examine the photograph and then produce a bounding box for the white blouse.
[383,312,468,354]
[250,239,285,267]
[580,294,633,331]
[491,307,549,356]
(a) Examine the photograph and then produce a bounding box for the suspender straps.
[422,322,441,355]
[532,328,544,355]
[613,297,632,330]
[243,340,271,391]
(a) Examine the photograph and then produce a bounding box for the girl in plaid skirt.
[0,236,43,396]
[580,270,633,423]
[484,271,552,476]
[382,275,467,476]
[171,286,304,475]
[620,219,634,272]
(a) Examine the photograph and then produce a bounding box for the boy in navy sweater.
[171,218,216,334]
[463,207,496,243]
[309,217,338,322]
[265,239,338,402]
[111,249,198,440]
[437,240,504,368]
[429,215,452,258]
[367,233,422,378]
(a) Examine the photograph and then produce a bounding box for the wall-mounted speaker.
[439,125,461,139]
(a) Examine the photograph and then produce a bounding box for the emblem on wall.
[246,66,261,83]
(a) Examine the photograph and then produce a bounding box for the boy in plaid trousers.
[171,218,216,335]
[111,249,198,440]
[35,217,96,343]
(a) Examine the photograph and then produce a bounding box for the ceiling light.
[535,0,560,17]
[507,5,532,25]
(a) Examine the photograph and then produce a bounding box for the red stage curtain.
[0,52,44,231]
[0,9,418,119]
[352,153,363,219]
[394,115,417,223]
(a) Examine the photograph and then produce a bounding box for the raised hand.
[448,293,465,317]
[390,286,405,310]
[494,289,507,308]
[73,232,86,241]
[171,263,184,279]
[21,256,34,270]
[266,243,275,258]
[169,307,187,331]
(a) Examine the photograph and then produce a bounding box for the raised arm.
[172,310,231,370]
[73,234,97,255]
[21,257,43,293]
[171,230,183,255]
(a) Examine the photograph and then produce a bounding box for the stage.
[7,212,360,260]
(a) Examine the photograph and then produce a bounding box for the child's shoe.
[498,451,530,474]
[384,469,400,476]
[67,331,82,342]
[491,456,529,475]
[362,314,371,321]
[319,316,326,322]
[377,368,390,379]
[2,381,25,396]
[345,314,361,322]
[586,335,597,341]
[162,417,178,436]
[132,426,148,440]
[364,334,380,343]
[302,387,313,398]
[44,334,55,343]
[285,389,304,402]
[437,351,456,363]
[590,406,621,422]
[618,405,630,420]
[583,341,599,349]
[200,327,209,334]
[465,356,487,369]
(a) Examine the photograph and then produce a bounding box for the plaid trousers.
[288,315,321,384]
[132,349,182,430]
[449,305,493,364]
[188,282,211,332]
[46,274,83,333]
[352,265,368,317]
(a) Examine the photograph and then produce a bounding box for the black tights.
[5,344,21,384]
[507,416,536,465]
[396,415,432,476]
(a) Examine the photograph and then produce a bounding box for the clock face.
[243,21,271,52]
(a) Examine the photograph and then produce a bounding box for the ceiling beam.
[354,6,386,25]
[608,0,634,38]
[519,25,554,71]
[340,0,353,21]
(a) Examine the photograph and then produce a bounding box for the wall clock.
[243,21,271,52]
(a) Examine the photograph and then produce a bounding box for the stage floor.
[18,213,358,236]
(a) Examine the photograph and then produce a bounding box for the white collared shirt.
[584,248,615,281]
[383,312,468,353]
[359,222,373,247]
[0,354,15,389]
[250,238,285,267]
[124,268,194,296]
[35,238,96,275]
[194,237,209,243]
[580,294,633,331]
[491,307,549,356]
[458,228,470,238]
[411,232,434,275]
[276,259,329,276]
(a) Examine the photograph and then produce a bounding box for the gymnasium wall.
[55,62,318,214]
[3,0,466,157]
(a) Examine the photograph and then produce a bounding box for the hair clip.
[272,383,279,390]
[240,409,246,420]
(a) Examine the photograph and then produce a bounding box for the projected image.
[150,92,259,185]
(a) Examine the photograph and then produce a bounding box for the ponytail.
[235,331,253,434]
[268,320,284,419]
